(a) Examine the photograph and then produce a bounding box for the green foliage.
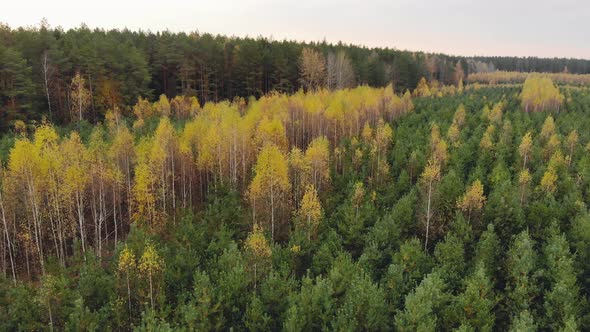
[506,230,538,315]
[543,233,581,330]
[284,275,334,331]
[395,272,448,331]
[1,80,590,330]
[332,271,389,331]
[434,233,466,290]
[457,263,496,331]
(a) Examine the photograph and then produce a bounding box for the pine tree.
[395,272,446,331]
[506,231,537,314]
[458,263,495,331]
[543,233,580,330]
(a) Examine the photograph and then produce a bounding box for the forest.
[1,22,590,331]
[2,22,590,132]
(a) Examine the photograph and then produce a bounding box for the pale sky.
[3,0,590,59]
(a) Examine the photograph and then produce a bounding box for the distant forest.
[1,21,590,130]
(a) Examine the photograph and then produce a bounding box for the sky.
[3,0,590,59]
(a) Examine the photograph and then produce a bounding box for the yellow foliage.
[447,123,460,145]
[421,158,441,184]
[414,77,432,97]
[361,122,373,144]
[432,139,449,165]
[288,147,308,199]
[34,124,59,151]
[518,169,531,186]
[488,103,503,124]
[133,118,145,130]
[245,223,272,288]
[154,94,171,117]
[139,243,164,276]
[458,180,486,216]
[566,129,579,165]
[138,242,164,308]
[374,119,393,154]
[70,72,91,121]
[469,70,590,86]
[133,96,154,119]
[453,104,466,128]
[255,117,288,151]
[170,95,199,119]
[519,132,533,168]
[245,224,272,259]
[351,181,365,209]
[250,145,291,201]
[248,144,291,240]
[520,76,564,113]
[479,125,495,151]
[62,132,89,195]
[548,150,566,170]
[299,48,326,91]
[353,148,364,170]
[540,167,558,194]
[540,116,556,141]
[297,184,322,240]
[304,137,330,191]
[105,107,122,130]
[566,129,579,151]
[132,163,157,225]
[543,134,561,161]
[14,120,26,135]
[118,246,136,274]
[481,105,490,121]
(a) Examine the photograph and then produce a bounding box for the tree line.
[2,21,590,132]
[469,70,590,86]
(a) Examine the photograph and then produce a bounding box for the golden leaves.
[447,123,461,145]
[245,224,272,260]
[480,125,496,151]
[414,77,432,97]
[351,181,365,210]
[118,246,137,274]
[299,48,326,91]
[518,169,532,186]
[519,133,533,161]
[520,76,564,113]
[139,242,164,276]
[255,117,288,152]
[304,137,331,191]
[540,167,558,194]
[488,103,503,124]
[458,180,486,215]
[540,116,556,141]
[297,184,322,239]
[421,158,441,184]
[69,72,91,121]
[249,144,291,202]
